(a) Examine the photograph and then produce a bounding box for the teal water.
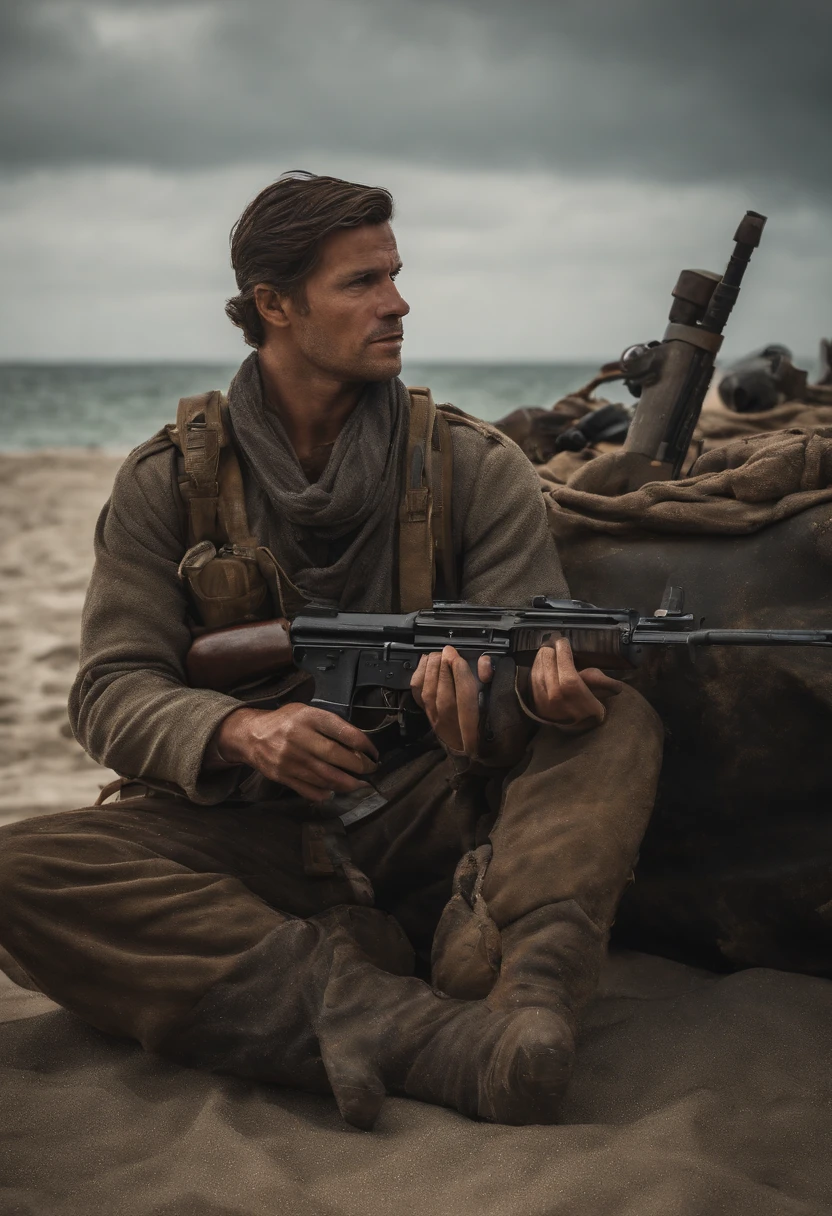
[0,362,603,450]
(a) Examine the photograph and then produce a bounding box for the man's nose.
[380,282,410,319]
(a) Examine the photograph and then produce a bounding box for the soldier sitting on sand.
[0,172,662,1130]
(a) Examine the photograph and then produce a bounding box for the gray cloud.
[1,0,829,364]
[1,0,829,199]
[1,159,828,363]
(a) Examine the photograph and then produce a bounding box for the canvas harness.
[169,386,458,624]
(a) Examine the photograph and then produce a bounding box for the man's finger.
[301,758,372,794]
[529,640,603,724]
[309,736,379,775]
[434,647,463,722]
[419,651,444,724]
[289,779,338,803]
[477,653,494,684]
[529,645,562,714]
[442,648,482,756]
[312,708,379,761]
[410,654,429,707]
[536,644,560,702]
[555,639,606,717]
[552,639,606,721]
[530,647,579,723]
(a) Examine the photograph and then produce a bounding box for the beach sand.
[0,450,123,827]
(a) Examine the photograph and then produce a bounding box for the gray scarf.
[227,353,409,612]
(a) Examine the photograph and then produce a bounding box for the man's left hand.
[529,636,623,727]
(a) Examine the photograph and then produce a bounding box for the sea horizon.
[0,359,610,451]
[1,353,820,452]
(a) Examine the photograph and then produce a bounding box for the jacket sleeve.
[450,424,570,606]
[68,441,246,804]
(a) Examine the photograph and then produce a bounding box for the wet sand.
[0,450,122,826]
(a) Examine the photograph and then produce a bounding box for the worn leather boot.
[431,684,664,1109]
[158,903,573,1131]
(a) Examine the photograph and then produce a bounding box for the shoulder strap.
[173,391,227,545]
[399,388,458,611]
[172,391,256,549]
[433,407,458,600]
[399,387,436,612]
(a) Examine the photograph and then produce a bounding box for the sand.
[0,449,122,826]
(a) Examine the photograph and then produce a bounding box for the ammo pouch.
[177,540,269,630]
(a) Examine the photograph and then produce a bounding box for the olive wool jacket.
[69,395,568,804]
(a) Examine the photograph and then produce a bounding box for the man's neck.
[257,345,365,478]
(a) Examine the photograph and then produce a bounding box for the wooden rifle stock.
[186,618,293,692]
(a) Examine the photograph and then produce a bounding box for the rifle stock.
[186,617,292,692]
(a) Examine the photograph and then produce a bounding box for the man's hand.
[410,646,493,756]
[529,636,623,727]
[208,704,378,802]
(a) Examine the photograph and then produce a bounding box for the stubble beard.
[301,327,403,384]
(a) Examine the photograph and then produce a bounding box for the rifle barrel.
[633,627,832,649]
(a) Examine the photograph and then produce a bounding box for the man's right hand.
[207,704,379,802]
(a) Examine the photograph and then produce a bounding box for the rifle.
[187,592,832,723]
[572,210,767,494]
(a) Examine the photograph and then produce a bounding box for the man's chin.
[357,349,403,381]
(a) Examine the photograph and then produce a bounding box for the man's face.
[277,222,409,382]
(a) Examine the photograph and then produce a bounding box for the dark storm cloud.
[1,0,829,198]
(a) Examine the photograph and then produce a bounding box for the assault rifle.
[187,594,832,723]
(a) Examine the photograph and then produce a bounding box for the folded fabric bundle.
[546,426,832,537]
[696,398,832,449]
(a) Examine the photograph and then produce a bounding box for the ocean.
[0,361,604,450]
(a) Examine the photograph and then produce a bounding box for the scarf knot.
[227,353,410,610]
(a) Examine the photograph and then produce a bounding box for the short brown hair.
[225,170,394,347]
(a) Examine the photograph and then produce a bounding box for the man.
[0,172,662,1130]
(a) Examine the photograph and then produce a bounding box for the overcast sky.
[1,0,829,362]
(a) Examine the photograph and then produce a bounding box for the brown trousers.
[0,690,664,1053]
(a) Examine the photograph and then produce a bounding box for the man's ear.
[254,284,292,330]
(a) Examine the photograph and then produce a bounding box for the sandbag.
[696,396,832,452]
[545,427,832,977]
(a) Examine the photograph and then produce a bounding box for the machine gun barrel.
[631,626,832,651]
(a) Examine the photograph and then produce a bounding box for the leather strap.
[217,406,258,549]
[175,391,227,544]
[399,387,437,611]
[173,392,257,551]
[434,408,457,598]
